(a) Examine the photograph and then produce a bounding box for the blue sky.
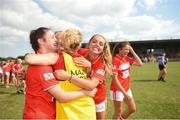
[0,0,179,58]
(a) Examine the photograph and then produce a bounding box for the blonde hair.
[17,58,22,64]
[89,34,112,73]
[62,28,83,51]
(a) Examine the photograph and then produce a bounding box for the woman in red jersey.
[74,34,112,119]
[11,58,24,93]
[3,59,13,88]
[110,41,142,119]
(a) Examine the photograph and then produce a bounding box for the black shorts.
[159,64,165,70]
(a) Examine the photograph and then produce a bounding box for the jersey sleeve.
[52,52,65,70]
[127,56,135,65]
[77,48,89,57]
[39,66,58,91]
[3,63,9,69]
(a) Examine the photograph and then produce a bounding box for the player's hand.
[84,88,97,97]
[73,57,91,68]
[54,70,71,80]
[123,92,131,102]
[129,46,134,53]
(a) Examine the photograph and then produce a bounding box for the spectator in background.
[157,53,168,82]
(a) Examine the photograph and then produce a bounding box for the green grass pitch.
[0,62,179,119]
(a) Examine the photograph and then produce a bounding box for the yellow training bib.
[56,52,96,120]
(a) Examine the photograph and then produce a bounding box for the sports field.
[0,62,179,119]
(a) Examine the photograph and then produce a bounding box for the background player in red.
[23,27,97,119]
[3,59,13,88]
[110,41,142,119]
[11,58,24,93]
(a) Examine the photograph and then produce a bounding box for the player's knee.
[129,106,136,113]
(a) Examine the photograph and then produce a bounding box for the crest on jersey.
[43,73,55,80]
[119,63,130,70]
[96,69,105,76]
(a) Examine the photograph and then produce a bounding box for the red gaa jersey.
[78,48,106,104]
[90,55,106,104]
[3,62,12,72]
[23,53,58,119]
[110,54,135,92]
[12,63,23,75]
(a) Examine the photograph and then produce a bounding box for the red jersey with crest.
[12,63,23,75]
[78,48,106,104]
[110,54,135,92]
[3,62,12,72]
[23,52,58,119]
